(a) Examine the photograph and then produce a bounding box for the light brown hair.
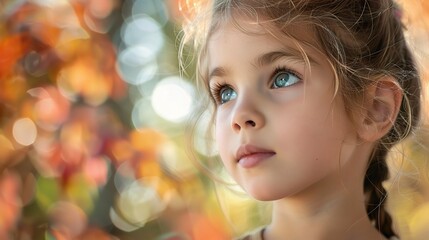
[180,0,421,238]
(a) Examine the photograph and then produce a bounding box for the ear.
[357,76,403,142]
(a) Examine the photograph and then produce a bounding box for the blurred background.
[0,0,428,239]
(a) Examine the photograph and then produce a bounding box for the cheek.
[276,101,349,163]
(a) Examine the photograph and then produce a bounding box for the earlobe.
[358,76,403,142]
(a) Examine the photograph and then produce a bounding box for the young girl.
[181,0,421,239]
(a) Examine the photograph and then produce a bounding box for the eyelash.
[210,81,231,105]
[209,66,301,105]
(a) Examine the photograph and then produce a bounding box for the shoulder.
[234,227,265,240]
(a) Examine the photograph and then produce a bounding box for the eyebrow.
[208,49,317,82]
[255,50,307,67]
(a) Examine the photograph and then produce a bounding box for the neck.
[265,173,387,240]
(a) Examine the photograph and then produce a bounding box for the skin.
[207,17,391,240]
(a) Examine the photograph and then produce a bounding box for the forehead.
[207,17,325,73]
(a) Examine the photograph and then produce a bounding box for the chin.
[243,182,302,201]
[245,186,289,201]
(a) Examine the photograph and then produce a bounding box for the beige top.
[235,228,401,240]
[235,228,264,240]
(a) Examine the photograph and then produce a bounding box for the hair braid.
[364,146,397,238]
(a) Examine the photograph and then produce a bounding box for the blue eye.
[272,71,300,88]
[220,86,237,104]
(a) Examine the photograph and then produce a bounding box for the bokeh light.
[48,201,88,238]
[116,179,165,228]
[159,141,197,179]
[151,76,194,123]
[29,0,69,8]
[131,0,169,26]
[131,98,157,130]
[114,159,138,194]
[117,14,165,86]
[121,16,164,49]
[12,118,37,146]
[110,207,140,232]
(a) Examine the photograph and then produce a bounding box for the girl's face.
[207,19,361,201]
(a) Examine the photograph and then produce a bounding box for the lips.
[235,144,276,168]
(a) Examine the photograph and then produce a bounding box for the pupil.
[222,89,231,101]
[276,73,289,86]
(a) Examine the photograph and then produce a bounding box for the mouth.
[235,144,276,167]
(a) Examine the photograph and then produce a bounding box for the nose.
[231,97,265,132]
